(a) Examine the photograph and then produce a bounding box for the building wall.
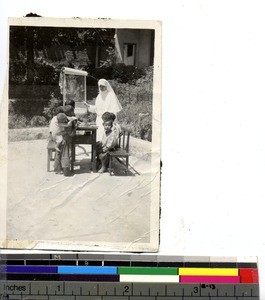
[115,29,154,68]
[138,30,154,67]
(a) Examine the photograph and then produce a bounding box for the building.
[115,29,154,68]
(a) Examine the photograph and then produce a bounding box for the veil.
[97,79,122,114]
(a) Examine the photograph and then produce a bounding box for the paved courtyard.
[6,139,159,252]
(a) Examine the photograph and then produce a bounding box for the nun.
[85,79,122,141]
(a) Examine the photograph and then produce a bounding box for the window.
[123,43,136,66]
[127,44,134,57]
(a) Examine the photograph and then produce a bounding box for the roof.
[62,67,88,76]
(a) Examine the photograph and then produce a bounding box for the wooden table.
[71,125,98,173]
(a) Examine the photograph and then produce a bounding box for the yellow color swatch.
[179,268,238,276]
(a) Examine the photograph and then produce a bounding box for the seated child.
[97,119,117,173]
[101,112,121,147]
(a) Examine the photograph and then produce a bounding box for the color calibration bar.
[0,265,258,284]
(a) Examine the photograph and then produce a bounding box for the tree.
[9,26,115,84]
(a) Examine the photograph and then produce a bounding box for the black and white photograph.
[0,17,161,251]
[2,1,265,297]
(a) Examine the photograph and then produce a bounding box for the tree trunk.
[25,27,35,84]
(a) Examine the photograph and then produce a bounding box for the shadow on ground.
[73,158,136,176]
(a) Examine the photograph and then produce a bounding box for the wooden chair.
[109,127,131,175]
[47,140,57,172]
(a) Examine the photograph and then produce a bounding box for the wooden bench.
[109,127,131,175]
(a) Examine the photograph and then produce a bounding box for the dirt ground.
[6,139,159,251]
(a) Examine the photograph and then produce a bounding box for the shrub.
[30,115,48,127]
[88,63,146,84]
[109,66,153,104]
[9,59,59,85]
[118,102,152,142]
[9,99,48,119]
[9,114,29,129]
[9,98,49,129]
[109,67,154,141]
[43,94,63,121]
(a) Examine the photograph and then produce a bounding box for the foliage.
[32,60,59,85]
[109,67,153,103]
[43,94,63,121]
[9,99,48,120]
[91,63,145,84]
[8,114,29,129]
[9,26,149,94]
[118,103,152,141]
[99,47,117,68]
[9,26,114,84]
[8,99,50,129]
[9,61,27,84]
[114,67,154,141]
[30,115,48,127]
[8,25,155,141]
[10,84,61,101]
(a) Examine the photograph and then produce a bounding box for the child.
[54,113,72,151]
[49,106,77,144]
[97,119,117,173]
[49,113,74,147]
[49,112,76,175]
[65,99,75,109]
[63,105,75,117]
[101,112,121,147]
[48,106,64,139]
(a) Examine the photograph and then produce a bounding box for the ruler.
[0,254,259,299]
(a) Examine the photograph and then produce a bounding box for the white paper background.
[1,0,265,298]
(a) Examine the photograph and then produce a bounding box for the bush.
[9,99,48,119]
[30,115,48,127]
[118,102,152,142]
[9,98,49,129]
[109,67,154,141]
[43,94,63,121]
[109,66,153,104]
[88,63,146,84]
[9,59,59,85]
[9,114,29,129]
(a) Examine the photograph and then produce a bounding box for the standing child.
[97,119,117,173]
[54,113,73,151]
[49,112,76,175]
[48,105,76,142]
[49,113,75,150]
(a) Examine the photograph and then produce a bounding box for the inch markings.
[0,281,259,299]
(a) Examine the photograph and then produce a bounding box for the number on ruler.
[201,284,216,290]
[124,285,130,293]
